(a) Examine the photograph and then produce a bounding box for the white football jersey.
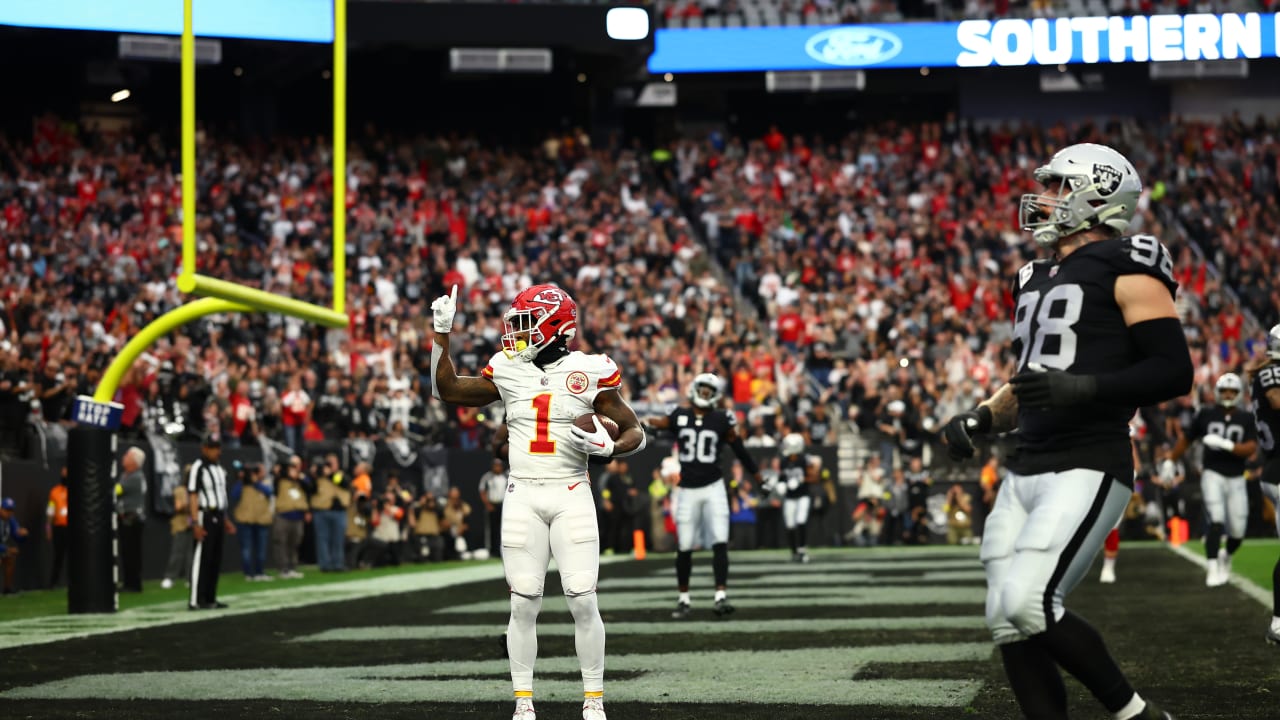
[483,350,623,481]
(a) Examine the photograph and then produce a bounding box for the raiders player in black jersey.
[942,143,1190,720]
[1170,372,1258,587]
[772,433,820,563]
[1247,325,1280,645]
[645,374,761,619]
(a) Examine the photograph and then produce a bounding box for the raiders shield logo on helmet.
[1092,163,1123,196]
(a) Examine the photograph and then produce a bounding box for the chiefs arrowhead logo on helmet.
[502,284,579,362]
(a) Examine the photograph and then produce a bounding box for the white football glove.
[569,416,616,457]
[1202,434,1235,452]
[431,285,458,334]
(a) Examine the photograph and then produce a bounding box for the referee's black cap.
[202,434,223,448]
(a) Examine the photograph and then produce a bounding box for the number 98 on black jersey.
[1009,235,1178,479]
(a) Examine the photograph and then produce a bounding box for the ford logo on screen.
[804,27,903,66]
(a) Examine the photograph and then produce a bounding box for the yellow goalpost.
[93,0,350,406]
[68,0,349,613]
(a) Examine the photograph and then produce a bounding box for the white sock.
[678,591,691,605]
[1113,693,1145,720]
[566,592,605,694]
[1271,615,1280,632]
[1103,557,1116,572]
[714,589,727,602]
[508,594,543,692]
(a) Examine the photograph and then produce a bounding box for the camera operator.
[412,490,444,562]
[309,453,350,572]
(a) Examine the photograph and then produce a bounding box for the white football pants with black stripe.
[1261,482,1280,537]
[981,469,1131,645]
[782,495,811,530]
[1201,469,1248,539]
[674,480,730,552]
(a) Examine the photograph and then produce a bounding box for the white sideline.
[1167,542,1271,608]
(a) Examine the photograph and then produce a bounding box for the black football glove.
[1010,365,1097,409]
[942,406,993,461]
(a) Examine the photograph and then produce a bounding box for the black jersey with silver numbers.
[1009,235,1179,483]
[1187,405,1256,477]
[1252,364,1280,462]
[779,455,810,499]
[667,407,736,489]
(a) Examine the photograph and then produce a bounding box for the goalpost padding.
[66,426,118,614]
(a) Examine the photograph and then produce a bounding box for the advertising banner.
[648,12,1280,72]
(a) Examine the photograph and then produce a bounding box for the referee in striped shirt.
[188,435,236,610]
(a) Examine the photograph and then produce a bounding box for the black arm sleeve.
[728,436,760,476]
[1093,317,1193,407]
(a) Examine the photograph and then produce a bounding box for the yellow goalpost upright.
[67,0,349,613]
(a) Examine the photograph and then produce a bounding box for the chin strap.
[532,339,570,369]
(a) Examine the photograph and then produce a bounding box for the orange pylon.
[632,530,646,560]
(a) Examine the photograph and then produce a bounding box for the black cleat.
[671,601,692,620]
[713,598,735,617]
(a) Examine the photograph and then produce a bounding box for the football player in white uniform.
[431,284,646,720]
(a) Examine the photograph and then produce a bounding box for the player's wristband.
[970,405,994,434]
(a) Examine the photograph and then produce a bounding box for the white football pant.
[981,468,1131,645]
[502,478,605,694]
[674,479,730,552]
[1261,482,1280,537]
[783,495,811,530]
[1201,469,1248,538]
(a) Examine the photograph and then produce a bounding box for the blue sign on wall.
[0,0,333,43]
[649,12,1280,73]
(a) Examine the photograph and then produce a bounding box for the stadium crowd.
[1,112,1277,551]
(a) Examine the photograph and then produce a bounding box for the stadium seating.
[0,116,1273,464]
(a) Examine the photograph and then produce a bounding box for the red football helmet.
[502,284,578,361]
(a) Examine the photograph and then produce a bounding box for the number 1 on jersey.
[530,393,556,454]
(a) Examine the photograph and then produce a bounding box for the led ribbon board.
[648,12,1280,73]
[0,0,333,42]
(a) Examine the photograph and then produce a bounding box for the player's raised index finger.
[450,285,458,303]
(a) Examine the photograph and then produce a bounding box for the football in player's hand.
[574,413,620,440]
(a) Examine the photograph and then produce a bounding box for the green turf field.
[1,544,1276,719]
